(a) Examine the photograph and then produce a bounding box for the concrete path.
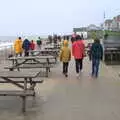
[0,57,120,120]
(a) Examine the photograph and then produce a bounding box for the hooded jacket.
[59,40,71,62]
[14,39,23,54]
[30,41,35,50]
[22,39,30,51]
[90,42,103,60]
[72,40,85,59]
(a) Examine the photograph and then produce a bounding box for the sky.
[0,0,120,36]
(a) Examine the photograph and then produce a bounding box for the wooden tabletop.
[29,50,59,53]
[0,71,39,78]
[8,56,55,60]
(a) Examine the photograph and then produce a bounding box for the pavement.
[0,45,120,119]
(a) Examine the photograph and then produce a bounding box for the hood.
[63,40,68,47]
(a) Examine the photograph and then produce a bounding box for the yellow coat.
[59,46,71,62]
[14,39,23,54]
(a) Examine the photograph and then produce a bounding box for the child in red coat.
[30,40,35,50]
[30,40,35,55]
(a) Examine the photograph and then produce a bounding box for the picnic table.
[5,56,56,77]
[0,71,43,112]
[44,45,61,50]
[29,49,59,58]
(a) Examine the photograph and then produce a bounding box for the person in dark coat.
[22,39,30,56]
[89,38,103,78]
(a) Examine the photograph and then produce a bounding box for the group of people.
[14,37,42,57]
[60,34,103,78]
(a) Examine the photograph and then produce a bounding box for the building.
[87,24,101,31]
[103,19,113,30]
[103,15,120,31]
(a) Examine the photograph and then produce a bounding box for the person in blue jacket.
[22,39,30,56]
[89,38,103,78]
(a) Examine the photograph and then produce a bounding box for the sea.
[0,36,47,50]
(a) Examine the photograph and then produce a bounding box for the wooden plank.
[0,71,39,78]
[0,90,34,96]
[0,79,43,83]
[19,64,53,68]
[29,50,59,53]
[4,64,51,69]
[8,56,55,60]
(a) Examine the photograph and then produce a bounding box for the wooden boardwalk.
[0,52,120,119]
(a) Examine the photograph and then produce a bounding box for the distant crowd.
[13,33,103,78]
[14,37,42,57]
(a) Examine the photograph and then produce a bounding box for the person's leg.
[15,53,18,57]
[63,62,65,74]
[92,59,95,76]
[64,62,68,77]
[95,59,100,78]
[65,62,68,74]
[20,52,22,57]
[27,51,29,56]
[24,50,27,57]
[75,59,79,73]
[79,59,83,71]
[66,62,69,74]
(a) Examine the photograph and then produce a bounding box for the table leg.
[15,60,20,71]
[29,78,36,91]
[24,78,27,91]
[47,58,50,72]
[111,53,113,64]
[22,96,26,112]
[46,67,49,77]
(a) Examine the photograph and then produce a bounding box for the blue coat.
[22,39,30,51]
[90,43,103,60]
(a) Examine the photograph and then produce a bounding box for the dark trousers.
[24,50,29,56]
[75,59,83,73]
[92,59,100,77]
[63,62,69,74]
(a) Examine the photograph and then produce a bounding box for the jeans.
[92,59,100,77]
[75,59,83,73]
[63,62,69,74]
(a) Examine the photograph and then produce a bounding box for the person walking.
[89,38,103,78]
[59,40,71,77]
[72,35,85,77]
[22,39,30,56]
[14,37,23,57]
[30,40,35,55]
[37,37,42,49]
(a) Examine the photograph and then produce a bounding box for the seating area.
[0,41,60,112]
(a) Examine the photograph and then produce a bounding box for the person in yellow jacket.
[14,37,23,57]
[59,40,71,77]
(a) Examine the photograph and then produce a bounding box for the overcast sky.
[0,0,120,36]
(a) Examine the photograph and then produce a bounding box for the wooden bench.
[0,90,34,96]
[0,79,43,83]
[0,90,34,112]
[0,71,43,112]
[4,64,54,77]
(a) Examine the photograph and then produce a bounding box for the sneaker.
[65,74,68,77]
[79,71,82,75]
[76,73,79,77]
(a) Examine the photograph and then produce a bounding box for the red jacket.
[30,42,35,50]
[72,40,85,59]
